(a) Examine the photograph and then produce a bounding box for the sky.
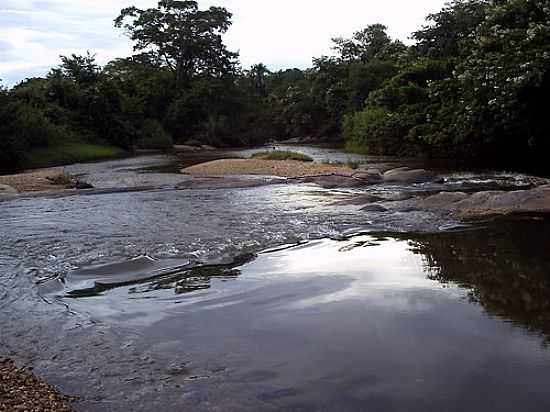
[0,0,447,87]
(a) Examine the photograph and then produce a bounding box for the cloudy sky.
[0,0,446,86]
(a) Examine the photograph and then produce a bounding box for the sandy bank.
[181,158,352,178]
[0,168,68,193]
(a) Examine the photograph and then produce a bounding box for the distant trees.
[2,0,550,174]
[343,0,550,169]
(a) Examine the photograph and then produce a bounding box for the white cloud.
[0,0,447,86]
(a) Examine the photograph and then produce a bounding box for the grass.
[251,150,313,162]
[25,143,126,169]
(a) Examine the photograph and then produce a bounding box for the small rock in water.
[352,169,383,184]
[360,204,388,212]
[75,181,94,190]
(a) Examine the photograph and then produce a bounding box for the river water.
[1,147,550,411]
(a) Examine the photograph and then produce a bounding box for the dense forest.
[1,0,550,174]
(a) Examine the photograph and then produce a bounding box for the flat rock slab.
[450,184,550,219]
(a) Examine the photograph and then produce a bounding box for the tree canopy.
[2,0,550,174]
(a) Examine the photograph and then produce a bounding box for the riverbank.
[0,359,74,411]
[24,143,126,170]
[0,168,69,193]
[182,158,353,178]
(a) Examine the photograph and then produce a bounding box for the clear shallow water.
[1,150,550,411]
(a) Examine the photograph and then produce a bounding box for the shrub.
[135,119,173,150]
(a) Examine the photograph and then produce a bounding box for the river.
[1,146,549,411]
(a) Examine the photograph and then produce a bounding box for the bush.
[135,119,173,150]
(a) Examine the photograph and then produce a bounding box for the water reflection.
[64,254,256,298]
[16,218,550,411]
[406,217,550,342]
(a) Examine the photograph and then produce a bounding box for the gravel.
[182,158,353,178]
[0,359,74,412]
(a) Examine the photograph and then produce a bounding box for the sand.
[0,168,67,193]
[182,159,353,178]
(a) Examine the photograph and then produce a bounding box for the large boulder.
[383,168,441,184]
[450,184,550,219]
[352,169,383,184]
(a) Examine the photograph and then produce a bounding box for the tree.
[115,0,239,87]
[332,24,405,62]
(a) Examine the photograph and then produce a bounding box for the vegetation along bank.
[2,0,550,174]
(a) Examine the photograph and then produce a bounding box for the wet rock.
[383,168,441,184]
[352,169,383,184]
[331,194,385,206]
[0,184,17,194]
[301,174,366,189]
[75,181,94,190]
[361,204,388,212]
[420,192,469,211]
[450,184,550,219]
[175,176,285,190]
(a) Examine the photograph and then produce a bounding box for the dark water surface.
[1,150,550,411]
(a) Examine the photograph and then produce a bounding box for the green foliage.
[24,143,125,169]
[251,151,313,162]
[2,0,550,173]
[135,119,173,150]
[115,0,238,86]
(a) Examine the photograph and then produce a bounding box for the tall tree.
[115,0,239,87]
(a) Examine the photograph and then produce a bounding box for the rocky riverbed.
[2,146,550,411]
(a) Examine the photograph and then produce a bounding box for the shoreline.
[0,359,74,411]
[0,168,71,194]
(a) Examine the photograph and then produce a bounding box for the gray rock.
[331,194,385,206]
[75,181,94,190]
[360,204,388,212]
[352,170,383,184]
[301,174,366,189]
[420,192,469,211]
[383,168,440,184]
[449,184,550,219]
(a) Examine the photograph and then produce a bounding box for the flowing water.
[1,147,550,411]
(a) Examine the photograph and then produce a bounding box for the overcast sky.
[0,0,446,86]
